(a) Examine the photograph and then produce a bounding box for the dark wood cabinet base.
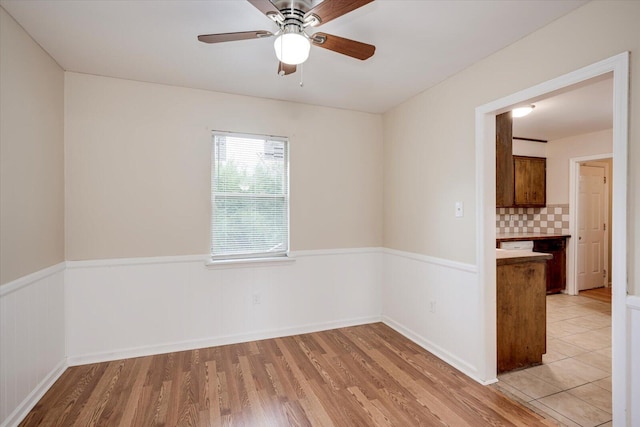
[497,256,549,374]
[533,238,567,294]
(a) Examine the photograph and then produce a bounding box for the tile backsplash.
[496,204,569,235]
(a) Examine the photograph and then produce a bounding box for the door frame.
[568,155,612,295]
[475,52,629,424]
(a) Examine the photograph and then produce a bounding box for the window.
[211,132,289,260]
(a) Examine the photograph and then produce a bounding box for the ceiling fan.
[197,0,375,76]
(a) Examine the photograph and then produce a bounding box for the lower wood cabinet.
[497,257,548,374]
[533,238,567,294]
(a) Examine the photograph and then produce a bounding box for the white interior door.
[577,164,606,291]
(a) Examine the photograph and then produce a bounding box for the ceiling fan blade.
[197,30,273,44]
[247,0,283,19]
[311,32,375,60]
[305,0,373,26]
[277,62,296,76]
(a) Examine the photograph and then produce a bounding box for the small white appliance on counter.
[499,240,534,251]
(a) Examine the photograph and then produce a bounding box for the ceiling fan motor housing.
[278,7,306,32]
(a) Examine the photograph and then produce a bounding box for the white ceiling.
[512,74,613,141]
[2,0,588,115]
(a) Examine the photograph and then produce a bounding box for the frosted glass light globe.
[274,33,310,65]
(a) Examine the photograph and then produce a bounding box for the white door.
[577,165,606,291]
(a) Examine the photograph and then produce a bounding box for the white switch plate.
[455,202,464,217]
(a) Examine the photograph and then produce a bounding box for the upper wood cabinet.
[496,112,547,207]
[514,156,546,206]
[496,112,514,207]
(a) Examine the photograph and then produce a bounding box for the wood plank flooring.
[579,286,612,304]
[20,323,556,426]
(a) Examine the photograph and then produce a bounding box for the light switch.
[455,202,464,217]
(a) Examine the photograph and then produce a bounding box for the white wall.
[629,297,640,427]
[0,8,67,426]
[383,2,638,269]
[512,139,547,158]
[64,73,383,261]
[0,266,66,427]
[0,7,65,285]
[65,249,382,365]
[383,0,639,292]
[381,0,639,419]
[547,128,612,204]
[381,250,482,382]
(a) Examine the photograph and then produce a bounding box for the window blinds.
[211,133,289,259]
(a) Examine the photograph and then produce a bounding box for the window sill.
[205,256,295,269]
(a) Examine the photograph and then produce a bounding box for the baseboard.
[381,316,493,386]
[68,315,382,366]
[1,359,67,427]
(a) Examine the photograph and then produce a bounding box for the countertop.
[496,232,571,242]
[496,249,553,266]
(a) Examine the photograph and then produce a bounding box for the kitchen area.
[495,109,571,374]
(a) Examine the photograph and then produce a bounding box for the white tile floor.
[494,293,612,427]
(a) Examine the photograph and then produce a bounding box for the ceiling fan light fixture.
[512,105,535,118]
[274,32,310,65]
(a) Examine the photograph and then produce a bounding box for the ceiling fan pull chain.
[299,63,304,87]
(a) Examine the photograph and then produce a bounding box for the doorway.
[572,158,611,294]
[497,93,614,424]
[475,52,629,424]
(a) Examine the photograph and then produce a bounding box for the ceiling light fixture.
[274,29,310,65]
[512,105,535,118]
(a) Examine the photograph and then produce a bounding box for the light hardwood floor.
[21,323,556,426]
[579,287,612,304]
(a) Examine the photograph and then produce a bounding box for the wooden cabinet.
[514,156,546,207]
[533,238,567,294]
[496,112,514,207]
[495,112,546,208]
[497,253,550,374]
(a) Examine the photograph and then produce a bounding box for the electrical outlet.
[252,293,261,305]
[429,300,436,313]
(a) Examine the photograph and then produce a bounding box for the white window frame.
[209,131,290,263]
